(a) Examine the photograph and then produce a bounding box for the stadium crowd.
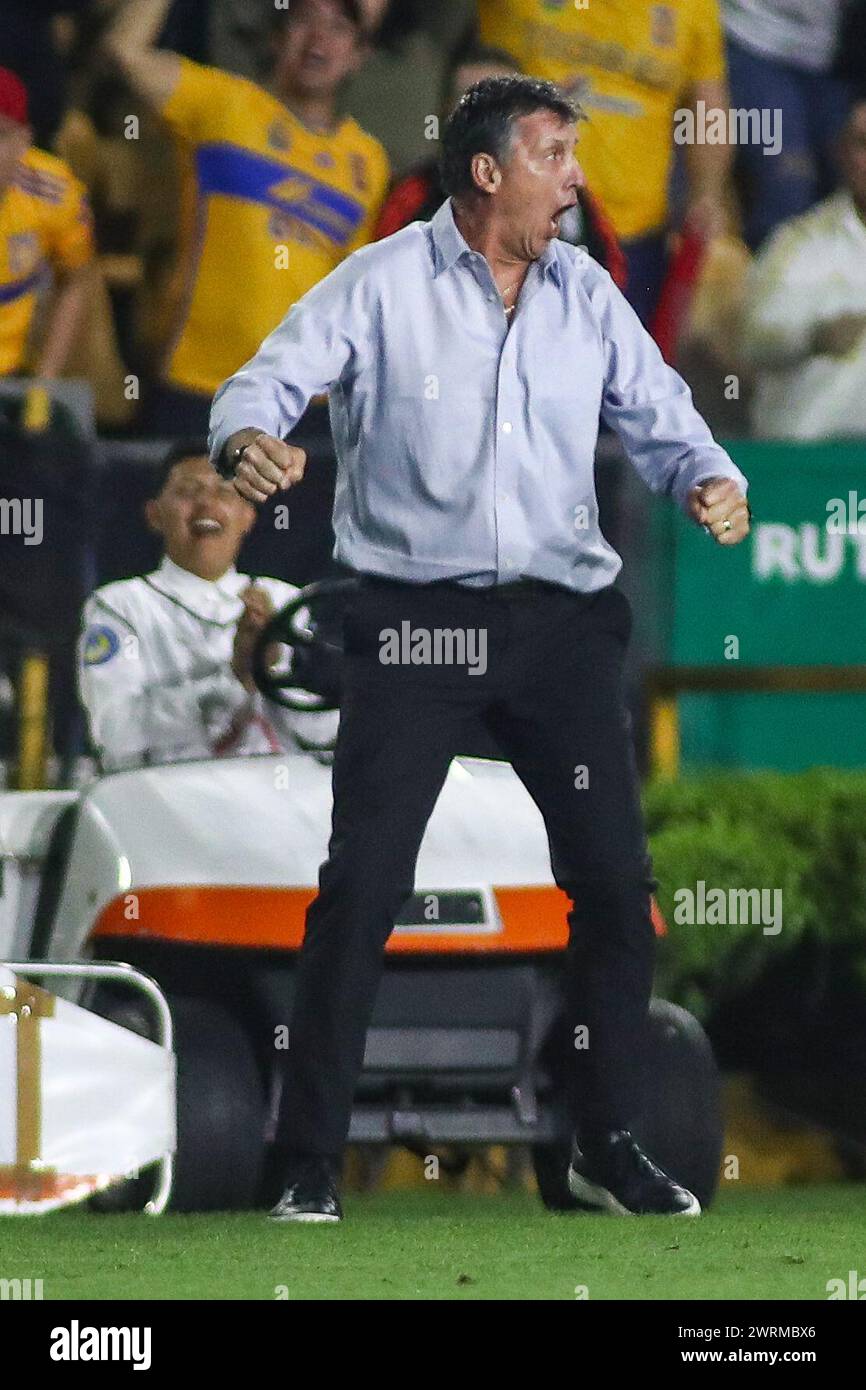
[2,0,866,778]
[1,0,865,439]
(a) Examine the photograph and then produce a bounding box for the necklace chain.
[499,277,521,316]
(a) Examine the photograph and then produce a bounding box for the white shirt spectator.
[723,0,845,72]
[741,190,866,439]
[79,556,338,771]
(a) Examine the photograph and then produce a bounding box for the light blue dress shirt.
[209,198,747,592]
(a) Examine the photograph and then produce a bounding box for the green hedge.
[645,770,866,1019]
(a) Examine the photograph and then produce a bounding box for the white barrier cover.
[0,1015,15,1167]
[0,966,175,1214]
[0,967,20,1169]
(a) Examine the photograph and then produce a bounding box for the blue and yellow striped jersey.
[158,58,390,396]
[478,0,726,240]
[0,146,94,375]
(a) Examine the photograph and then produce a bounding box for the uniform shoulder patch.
[83,624,120,666]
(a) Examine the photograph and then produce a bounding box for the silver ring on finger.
[721,518,733,532]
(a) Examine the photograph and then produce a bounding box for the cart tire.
[633,999,723,1210]
[531,1140,580,1212]
[532,998,722,1212]
[88,994,162,1214]
[90,993,265,1212]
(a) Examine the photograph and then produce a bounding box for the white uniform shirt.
[741,191,866,441]
[78,556,338,772]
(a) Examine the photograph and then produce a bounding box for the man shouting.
[209,77,749,1223]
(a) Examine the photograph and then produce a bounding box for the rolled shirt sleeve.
[207,251,369,464]
[592,263,748,511]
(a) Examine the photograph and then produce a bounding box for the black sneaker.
[269,1157,343,1224]
[567,1130,701,1216]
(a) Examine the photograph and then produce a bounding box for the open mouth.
[190,517,224,537]
[550,199,578,234]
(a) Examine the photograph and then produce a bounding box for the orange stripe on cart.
[92,885,666,953]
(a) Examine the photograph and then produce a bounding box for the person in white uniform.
[741,101,866,440]
[78,441,337,771]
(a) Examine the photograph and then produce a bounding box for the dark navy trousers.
[276,575,656,1158]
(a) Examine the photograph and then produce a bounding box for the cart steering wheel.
[251,576,360,711]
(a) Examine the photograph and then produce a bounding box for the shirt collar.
[430,198,562,286]
[154,555,244,611]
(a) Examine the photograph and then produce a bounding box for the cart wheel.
[88,994,162,1213]
[633,999,723,1210]
[531,1140,581,1212]
[90,993,266,1212]
[532,998,723,1212]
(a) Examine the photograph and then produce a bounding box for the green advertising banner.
[667,439,866,770]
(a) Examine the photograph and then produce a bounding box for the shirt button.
[499,493,510,504]
[501,422,513,434]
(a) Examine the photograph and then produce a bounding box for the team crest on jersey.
[7,232,39,275]
[199,146,365,246]
[651,4,677,47]
[268,120,292,152]
[268,207,322,249]
[83,624,120,666]
[269,169,315,204]
[349,152,368,194]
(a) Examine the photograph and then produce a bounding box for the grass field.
[4,1184,865,1300]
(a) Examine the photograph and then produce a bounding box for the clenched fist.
[231,584,276,691]
[687,477,750,546]
[226,430,307,503]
